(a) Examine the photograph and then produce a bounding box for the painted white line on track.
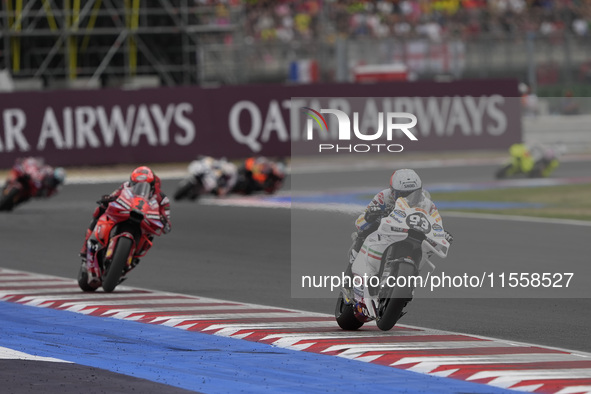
[200,197,591,227]
[290,154,591,175]
[290,158,507,174]
[444,211,591,227]
[0,346,72,363]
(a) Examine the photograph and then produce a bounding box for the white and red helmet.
[390,169,422,200]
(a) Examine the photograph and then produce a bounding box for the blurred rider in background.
[191,155,238,197]
[498,142,562,179]
[4,157,65,200]
[233,156,286,195]
[79,166,171,264]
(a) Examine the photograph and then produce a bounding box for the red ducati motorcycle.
[78,182,164,292]
[0,166,39,211]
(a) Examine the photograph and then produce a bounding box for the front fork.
[361,241,421,320]
[85,233,136,285]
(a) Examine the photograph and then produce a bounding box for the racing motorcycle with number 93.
[335,190,450,331]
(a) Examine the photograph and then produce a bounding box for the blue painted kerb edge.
[0,302,514,393]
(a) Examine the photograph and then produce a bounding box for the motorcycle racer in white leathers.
[210,157,238,196]
[188,156,238,197]
[343,169,453,288]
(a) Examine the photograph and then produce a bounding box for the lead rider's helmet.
[390,169,422,203]
[130,166,155,192]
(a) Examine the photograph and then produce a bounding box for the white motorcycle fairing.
[350,193,449,320]
[188,160,218,192]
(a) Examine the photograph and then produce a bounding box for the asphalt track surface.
[1,160,590,392]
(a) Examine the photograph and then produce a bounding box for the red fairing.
[106,187,164,237]
[106,176,171,228]
[86,183,165,282]
[8,161,41,198]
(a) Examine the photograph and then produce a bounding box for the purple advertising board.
[0,79,520,168]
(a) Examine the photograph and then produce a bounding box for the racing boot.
[80,210,103,260]
[341,264,355,303]
[79,229,92,261]
[353,301,372,323]
[349,232,364,262]
[341,233,365,303]
[85,242,102,288]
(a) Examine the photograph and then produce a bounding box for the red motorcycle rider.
[1,157,65,211]
[80,166,171,265]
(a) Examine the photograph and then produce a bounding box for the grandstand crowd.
[202,0,591,42]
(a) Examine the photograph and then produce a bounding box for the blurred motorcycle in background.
[175,156,286,201]
[232,157,286,195]
[0,157,65,211]
[174,156,236,201]
[495,143,564,179]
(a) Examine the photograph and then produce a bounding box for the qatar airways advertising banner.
[0,80,520,168]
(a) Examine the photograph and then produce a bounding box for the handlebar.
[423,238,448,258]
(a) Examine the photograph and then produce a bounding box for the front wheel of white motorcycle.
[375,261,415,331]
[174,179,195,201]
[335,293,364,330]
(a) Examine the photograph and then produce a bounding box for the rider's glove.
[364,206,384,223]
[162,219,171,234]
[97,194,116,206]
[444,230,453,244]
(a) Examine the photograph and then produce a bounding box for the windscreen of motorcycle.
[132,182,151,198]
[403,189,424,208]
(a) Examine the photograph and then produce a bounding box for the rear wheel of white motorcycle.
[375,262,415,331]
[188,180,204,200]
[335,293,364,330]
[102,237,133,293]
[174,179,194,201]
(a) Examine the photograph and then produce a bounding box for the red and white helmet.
[130,166,155,187]
[390,169,422,200]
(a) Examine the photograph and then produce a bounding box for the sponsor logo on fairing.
[116,198,131,209]
[393,209,406,218]
[432,223,443,231]
[387,216,403,224]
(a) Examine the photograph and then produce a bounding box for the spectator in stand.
[559,90,580,115]
[239,0,591,42]
[520,83,540,117]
